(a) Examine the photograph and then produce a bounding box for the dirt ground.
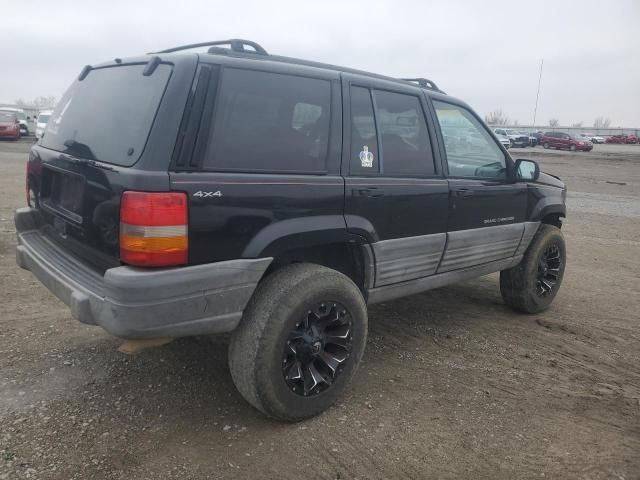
[1,139,639,480]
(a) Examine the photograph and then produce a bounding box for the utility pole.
[532,59,543,127]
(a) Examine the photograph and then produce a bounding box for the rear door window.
[40,64,172,166]
[373,90,435,177]
[203,68,331,173]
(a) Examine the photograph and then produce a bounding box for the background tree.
[593,116,611,128]
[33,96,57,110]
[12,96,57,109]
[549,118,560,127]
[484,109,509,126]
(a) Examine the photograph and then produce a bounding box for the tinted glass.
[433,101,506,178]
[205,69,330,173]
[41,64,172,166]
[350,86,379,175]
[373,90,434,176]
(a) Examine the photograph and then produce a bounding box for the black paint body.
[26,50,566,279]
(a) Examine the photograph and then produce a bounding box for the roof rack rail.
[152,39,268,55]
[400,78,443,92]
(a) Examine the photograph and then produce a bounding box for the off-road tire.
[500,224,566,314]
[228,263,368,421]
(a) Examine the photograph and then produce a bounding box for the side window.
[373,90,435,176]
[204,68,331,173]
[349,86,379,175]
[433,101,507,179]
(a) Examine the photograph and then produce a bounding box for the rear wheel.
[570,145,576,151]
[543,142,549,149]
[229,263,368,421]
[500,224,566,314]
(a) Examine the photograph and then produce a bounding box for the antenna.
[532,59,543,127]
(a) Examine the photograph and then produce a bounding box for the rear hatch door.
[29,57,196,270]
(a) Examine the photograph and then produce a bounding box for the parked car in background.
[0,110,21,140]
[493,128,529,147]
[525,132,538,147]
[530,131,545,143]
[541,132,593,151]
[495,132,511,149]
[35,110,53,139]
[579,133,605,144]
[624,134,638,144]
[0,107,29,135]
[606,135,627,144]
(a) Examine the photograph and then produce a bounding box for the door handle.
[454,188,474,197]
[356,187,385,198]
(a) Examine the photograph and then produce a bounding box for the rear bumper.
[15,207,272,339]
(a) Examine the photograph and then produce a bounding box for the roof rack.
[400,78,443,93]
[152,39,268,55]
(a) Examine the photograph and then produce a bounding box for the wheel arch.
[531,198,566,227]
[242,216,376,296]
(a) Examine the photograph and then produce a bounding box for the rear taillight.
[119,191,188,267]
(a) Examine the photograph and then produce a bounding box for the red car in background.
[541,131,593,151]
[607,134,639,144]
[0,110,21,140]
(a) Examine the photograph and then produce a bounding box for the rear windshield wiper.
[59,152,117,172]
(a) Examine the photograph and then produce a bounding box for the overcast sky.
[4,0,639,126]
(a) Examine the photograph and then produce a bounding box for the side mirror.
[514,159,540,181]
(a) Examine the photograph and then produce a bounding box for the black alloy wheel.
[282,302,352,397]
[536,244,562,297]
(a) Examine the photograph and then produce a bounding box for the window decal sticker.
[359,146,374,167]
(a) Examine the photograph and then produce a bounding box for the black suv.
[16,39,567,421]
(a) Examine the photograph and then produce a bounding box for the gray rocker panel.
[368,255,523,304]
[438,223,525,273]
[372,233,446,287]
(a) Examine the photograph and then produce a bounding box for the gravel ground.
[1,139,639,479]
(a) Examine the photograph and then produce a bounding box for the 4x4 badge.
[359,146,373,168]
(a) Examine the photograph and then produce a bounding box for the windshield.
[505,129,518,135]
[38,114,51,123]
[0,112,16,122]
[40,64,172,166]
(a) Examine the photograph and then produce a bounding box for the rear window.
[0,111,16,122]
[41,64,172,166]
[203,68,331,173]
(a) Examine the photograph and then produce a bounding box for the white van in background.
[35,110,53,139]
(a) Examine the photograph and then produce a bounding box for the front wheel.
[570,145,576,151]
[229,263,368,421]
[543,142,549,149]
[500,224,566,314]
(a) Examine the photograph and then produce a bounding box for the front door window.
[433,101,507,179]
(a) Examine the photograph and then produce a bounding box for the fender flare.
[242,215,352,258]
[531,198,566,221]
